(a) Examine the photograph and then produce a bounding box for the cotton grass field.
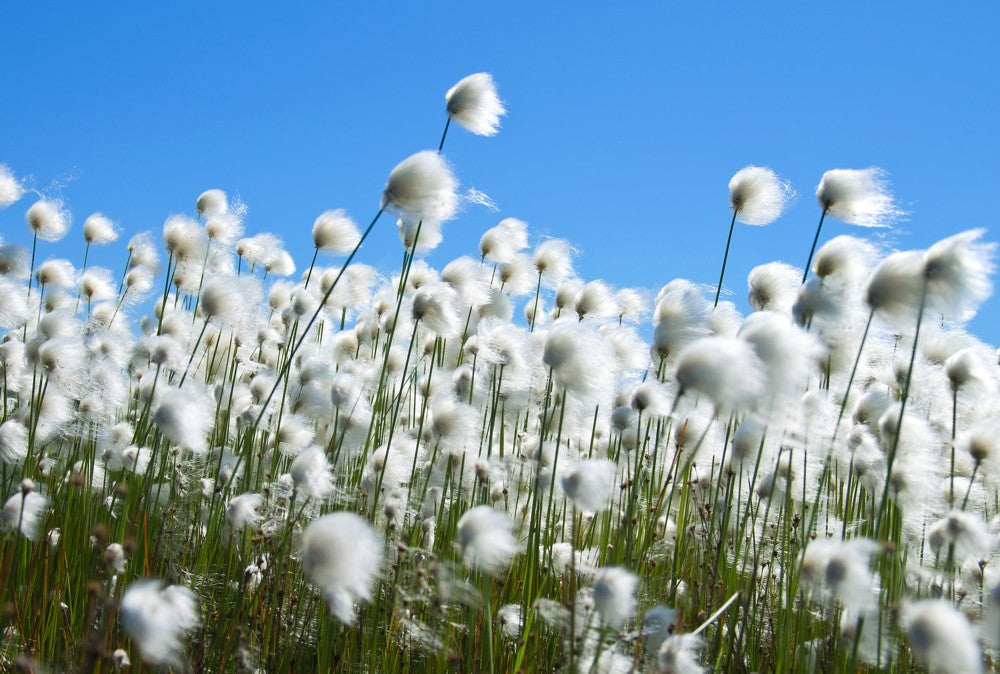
[1,73,999,673]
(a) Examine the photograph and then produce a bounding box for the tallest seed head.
[728,166,794,225]
[445,72,506,137]
[381,151,459,225]
[816,168,902,227]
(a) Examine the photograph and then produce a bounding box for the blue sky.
[2,3,999,343]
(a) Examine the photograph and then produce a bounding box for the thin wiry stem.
[802,208,828,283]
[713,210,739,307]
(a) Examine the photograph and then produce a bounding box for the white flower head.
[902,599,982,674]
[0,164,25,208]
[3,490,49,540]
[816,168,902,228]
[445,72,506,137]
[312,208,362,254]
[729,166,794,226]
[120,580,199,667]
[561,459,617,514]
[82,213,119,245]
[302,512,383,624]
[381,150,459,225]
[457,505,519,574]
[27,199,71,241]
[593,566,638,629]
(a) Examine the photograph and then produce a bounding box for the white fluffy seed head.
[729,166,794,226]
[593,566,638,628]
[120,580,199,666]
[3,491,48,540]
[0,164,25,208]
[901,599,982,674]
[457,505,519,574]
[26,200,71,241]
[865,250,926,320]
[561,460,617,514]
[816,168,902,228]
[675,336,765,411]
[301,512,382,624]
[82,213,119,244]
[153,387,213,454]
[445,72,506,137]
[196,189,228,217]
[922,228,996,321]
[480,217,528,263]
[381,151,459,225]
[533,239,574,284]
[312,209,362,253]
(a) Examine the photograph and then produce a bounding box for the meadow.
[1,73,998,672]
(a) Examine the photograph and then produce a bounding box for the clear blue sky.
[2,3,998,343]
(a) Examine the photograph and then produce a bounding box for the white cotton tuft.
[457,505,519,574]
[313,209,362,254]
[747,262,801,314]
[0,420,29,467]
[729,166,794,226]
[533,239,574,285]
[675,336,766,411]
[226,493,263,532]
[162,215,205,260]
[411,282,462,338]
[658,633,705,674]
[816,168,902,228]
[543,321,616,400]
[289,446,335,500]
[927,511,994,561]
[78,267,116,303]
[813,235,878,281]
[901,599,982,674]
[865,250,926,321]
[153,387,213,454]
[119,580,199,667]
[575,280,618,320]
[196,189,228,217]
[381,151,459,225]
[35,258,76,287]
[82,213,119,244]
[922,228,996,321]
[0,243,30,279]
[442,256,491,306]
[445,72,506,137]
[200,274,257,323]
[480,217,528,263]
[561,460,617,514]
[0,164,25,208]
[3,491,48,540]
[301,512,382,624]
[26,200,71,241]
[592,566,638,628]
[800,538,881,613]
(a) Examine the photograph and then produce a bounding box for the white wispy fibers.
[738,312,825,401]
[162,214,205,260]
[799,538,881,613]
[26,199,71,241]
[657,633,705,674]
[265,249,296,276]
[397,217,444,253]
[480,217,528,263]
[119,579,199,667]
[729,166,794,226]
[312,209,361,254]
[196,188,228,217]
[901,599,982,674]
[153,387,213,454]
[0,163,25,207]
[0,279,29,328]
[381,151,459,225]
[922,228,996,321]
[456,505,519,574]
[747,262,801,314]
[927,511,994,561]
[289,446,335,500]
[816,168,902,228]
[0,242,30,278]
[442,256,491,306]
[675,336,765,411]
[592,566,638,629]
[78,267,116,303]
[865,250,926,324]
[813,235,879,282]
[615,288,648,323]
[35,258,76,288]
[533,239,575,286]
[127,231,160,271]
[561,460,617,514]
[82,213,118,245]
[445,72,505,137]
[0,419,29,467]
[301,512,382,624]
[104,543,127,573]
[542,321,616,400]
[411,281,462,338]
[200,274,257,323]
[575,280,618,320]
[2,490,48,540]
[226,493,263,532]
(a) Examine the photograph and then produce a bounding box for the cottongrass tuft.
[816,168,902,228]
[301,512,383,625]
[26,199,71,242]
[593,566,638,629]
[120,579,199,667]
[901,599,983,674]
[445,72,506,137]
[457,505,519,574]
[0,163,25,208]
[728,166,794,226]
[381,150,460,226]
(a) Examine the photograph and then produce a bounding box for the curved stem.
[802,209,828,283]
[714,210,739,307]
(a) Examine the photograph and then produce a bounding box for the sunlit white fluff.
[381,151,459,225]
[729,166,794,225]
[561,459,617,514]
[119,579,199,666]
[35,258,76,288]
[162,214,205,260]
[301,512,382,624]
[313,208,361,254]
[78,267,116,303]
[747,262,801,314]
[675,336,765,411]
[82,213,119,245]
[445,72,505,137]
[927,510,994,561]
[26,199,71,241]
[593,566,638,629]
[800,537,880,613]
[457,505,519,574]
[411,281,462,338]
[575,280,618,320]
[816,168,902,228]
[153,387,213,454]
[442,256,491,306]
[226,493,263,532]
[480,217,528,263]
[901,599,982,674]
[0,164,24,208]
[196,188,228,217]
[289,446,335,500]
[2,490,48,540]
[813,235,879,281]
[921,228,996,321]
[543,321,616,400]
[0,242,30,279]
[865,250,926,322]
[657,633,705,674]
[533,239,574,286]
